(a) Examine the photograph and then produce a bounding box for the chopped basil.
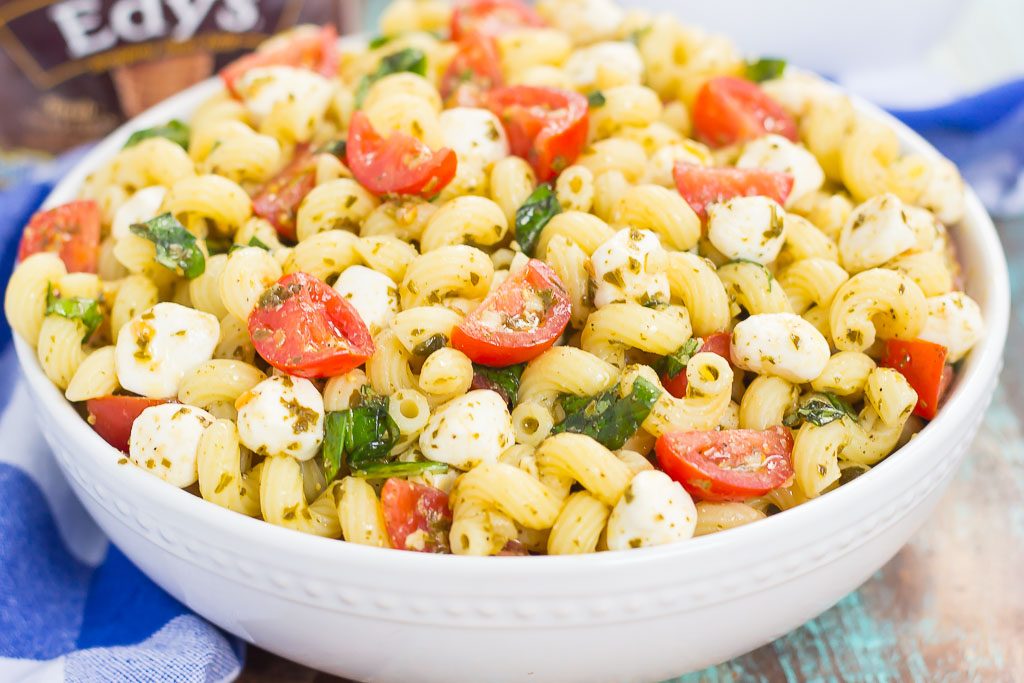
[412,333,448,357]
[628,25,652,45]
[783,392,858,428]
[229,236,270,253]
[351,461,449,479]
[322,385,401,483]
[319,138,347,158]
[655,337,701,380]
[129,213,205,279]
[514,183,561,256]
[45,284,102,342]
[587,91,606,108]
[124,119,190,150]
[552,377,662,450]
[746,57,787,83]
[355,47,428,107]
[367,34,392,49]
[471,363,525,408]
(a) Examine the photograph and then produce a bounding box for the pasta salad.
[5,0,984,555]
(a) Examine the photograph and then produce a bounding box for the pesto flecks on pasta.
[5,0,983,555]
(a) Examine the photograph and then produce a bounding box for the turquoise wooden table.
[239,217,1023,682]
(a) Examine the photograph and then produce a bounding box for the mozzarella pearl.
[919,292,984,363]
[236,375,325,461]
[839,194,916,273]
[731,313,831,383]
[114,302,219,399]
[129,403,214,488]
[736,134,825,206]
[707,196,788,264]
[332,265,399,334]
[562,41,644,90]
[237,66,334,121]
[438,108,510,169]
[419,390,514,470]
[606,470,697,550]
[112,186,167,240]
[590,228,670,308]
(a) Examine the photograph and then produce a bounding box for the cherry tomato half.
[220,25,338,95]
[346,111,458,198]
[661,332,733,399]
[18,200,101,273]
[452,259,571,366]
[451,0,545,40]
[673,162,794,222]
[692,76,798,148]
[881,338,950,420]
[483,85,589,181]
[86,396,170,453]
[656,426,795,502]
[252,146,317,242]
[381,478,452,553]
[441,31,504,100]
[248,272,374,379]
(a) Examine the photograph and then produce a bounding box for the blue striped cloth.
[0,79,1022,681]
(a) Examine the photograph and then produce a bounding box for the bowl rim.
[12,75,1011,574]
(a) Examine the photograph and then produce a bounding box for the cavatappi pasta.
[6,0,984,556]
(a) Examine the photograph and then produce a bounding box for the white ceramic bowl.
[12,78,1009,683]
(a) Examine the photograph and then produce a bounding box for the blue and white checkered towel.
[0,154,244,682]
[0,75,1021,681]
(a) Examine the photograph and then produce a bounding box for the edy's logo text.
[48,0,261,59]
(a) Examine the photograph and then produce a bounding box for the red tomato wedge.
[220,25,338,95]
[18,200,101,273]
[381,478,452,553]
[86,396,170,453]
[656,426,795,502]
[346,111,458,197]
[881,338,950,420]
[451,0,545,40]
[252,146,317,242]
[248,272,374,379]
[692,76,798,148]
[452,259,570,366]
[673,162,794,222]
[441,31,504,100]
[483,86,588,181]
[661,332,732,399]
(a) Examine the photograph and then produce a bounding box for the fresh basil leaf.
[355,47,428,108]
[471,363,526,408]
[124,119,190,150]
[552,377,662,450]
[322,411,352,483]
[45,284,102,342]
[587,91,606,108]
[746,57,787,83]
[628,25,652,46]
[321,390,402,484]
[229,236,270,254]
[656,337,700,380]
[514,183,561,256]
[319,138,347,158]
[352,460,449,479]
[367,34,392,49]
[786,392,858,428]
[557,392,591,415]
[130,213,205,279]
[412,333,448,357]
